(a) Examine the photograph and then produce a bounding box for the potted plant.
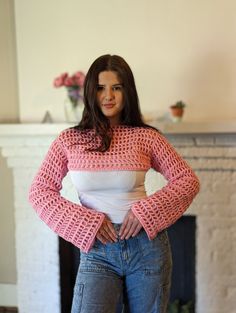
[170,100,186,122]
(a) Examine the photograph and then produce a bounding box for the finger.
[120,218,133,240]
[100,225,116,243]
[124,221,140,240]
[96,233,107,245]
[102,216,117,239]
[103,229,116,243]
[119,215,129,237]
[97,225,110,242]
[106,222,118,241]
[97,218,113,243]
[132,224,142,237]
[101,228,114,243]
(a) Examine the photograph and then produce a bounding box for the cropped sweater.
[28,126,200,253]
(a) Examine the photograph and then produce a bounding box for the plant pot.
[170,106,184,122]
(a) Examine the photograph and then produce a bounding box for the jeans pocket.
[79,245,109,274]
[71,283,84,313]
[80,240,106,265]
[137,230,169,252]
[137,230,172,276]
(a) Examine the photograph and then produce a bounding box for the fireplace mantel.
[1,120,236,135]
[0,123,236,313]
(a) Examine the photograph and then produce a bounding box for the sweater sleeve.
[28,136,105,253]
[131,131,200,239]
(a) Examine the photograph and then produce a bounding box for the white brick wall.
[0,126,236,313]
[1,142,61,313]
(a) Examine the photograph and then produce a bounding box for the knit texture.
[29,126,200,252]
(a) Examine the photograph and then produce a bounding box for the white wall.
[0,156,17,307]
[14,0,236,123]
[0,0,19,122]
[0,0,18,303]
[0,157,16,282]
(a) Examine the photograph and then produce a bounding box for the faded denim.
[71,225,172,313]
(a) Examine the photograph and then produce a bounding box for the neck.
[109,117,121,126]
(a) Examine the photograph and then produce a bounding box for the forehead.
[98,71,121,84]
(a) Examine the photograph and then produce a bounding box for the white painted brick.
[197,219,236,283]
[189,158,236,170]
[215,134,236,146]
[197,218,236,313]
[165,134,195,146]
[197,275,236,313]
[190,203,236,218]
[230,194,236,207]
[15,212,60,313]
[0,136,54,147]
[196,193,229,208]
[2,146,48,157]
[179,146,236,157]
[8,157,46,168]
[196,171,235,206]
[195,135,215,146]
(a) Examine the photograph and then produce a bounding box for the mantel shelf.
[0,120,236,136]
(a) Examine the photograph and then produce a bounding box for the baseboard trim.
[0,284,17,306]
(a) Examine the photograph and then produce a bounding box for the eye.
[113,85,123,91]
[97,85,104,91]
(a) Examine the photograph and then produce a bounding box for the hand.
[96,216,118,244]
[119,210,142,240]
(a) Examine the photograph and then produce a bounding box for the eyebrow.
[97,83,123,86]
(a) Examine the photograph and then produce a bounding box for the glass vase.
[64,99,84,123]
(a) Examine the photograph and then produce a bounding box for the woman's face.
[97,71,124,126]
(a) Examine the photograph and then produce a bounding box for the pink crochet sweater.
[29,126,200,253]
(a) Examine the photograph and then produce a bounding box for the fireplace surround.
[0,122,236,313]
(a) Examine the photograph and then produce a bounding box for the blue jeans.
[71,225,172,313]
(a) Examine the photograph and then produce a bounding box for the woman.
[29,54,200,313]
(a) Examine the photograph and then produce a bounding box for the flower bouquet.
[53,71,85,107]
[53,71,85,122]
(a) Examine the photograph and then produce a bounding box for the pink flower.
[53,73,68,88]
[53,70,85,107]
[73,71,85,87]
[53,71,85,88]
[64,76,76,87]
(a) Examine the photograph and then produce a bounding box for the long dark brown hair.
[74,54,154,151]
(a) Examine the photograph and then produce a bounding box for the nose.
[105,87,114,100]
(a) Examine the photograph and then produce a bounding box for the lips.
[103,103,115,108]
